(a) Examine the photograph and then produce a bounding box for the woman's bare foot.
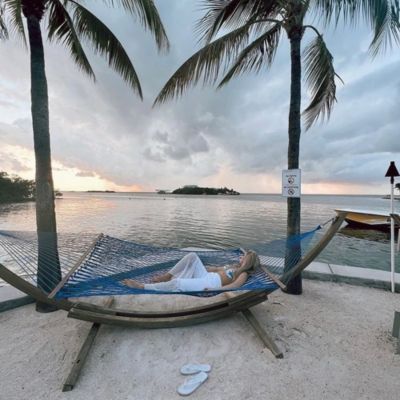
[121,279,144,289]
[151,273,173,283]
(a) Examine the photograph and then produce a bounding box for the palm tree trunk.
[26,12,61,311]
[285,30,302,294]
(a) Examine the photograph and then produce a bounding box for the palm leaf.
[302,34,340,130]
[312,0,400,52]
[196,0,280,43]
[218,22,281,87]
[3,0,26,45]
[95,0,169,50]
[154,23,252,105]
[311,0,366,25]
[70,1,143,98]
[369,0,400,55]
[0,3,8,40]
[197,0,255,43]
[47,0,95,79]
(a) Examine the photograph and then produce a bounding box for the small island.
[87,190,116,193]
[172,185,240,195]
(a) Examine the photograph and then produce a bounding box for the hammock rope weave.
[0,226,322,298]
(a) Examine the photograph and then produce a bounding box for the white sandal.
[177,371,208,396]
[180,363,212,375]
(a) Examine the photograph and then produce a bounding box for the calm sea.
[0,192,399,272]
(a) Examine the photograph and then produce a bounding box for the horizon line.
[58,190,392,196]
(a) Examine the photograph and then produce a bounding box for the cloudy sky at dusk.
[0,1,399,194]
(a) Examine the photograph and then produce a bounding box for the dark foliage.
[172,186,240,195]
[0,171,35,203]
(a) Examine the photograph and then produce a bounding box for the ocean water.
[0,192,399,272]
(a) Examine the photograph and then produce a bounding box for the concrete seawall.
[304,261,400,292]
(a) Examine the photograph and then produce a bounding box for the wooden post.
[392,311,400,355]
[222,293,282,358]
[62,297,114,392]
[393,311,400,338]
[241,308,283,358]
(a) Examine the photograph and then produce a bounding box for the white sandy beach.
[1,279,399,400]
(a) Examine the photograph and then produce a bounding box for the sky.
[0,1,399,194]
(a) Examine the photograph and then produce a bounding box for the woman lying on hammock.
[122,250,260,292]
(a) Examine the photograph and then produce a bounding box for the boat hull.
[337,210,396,231]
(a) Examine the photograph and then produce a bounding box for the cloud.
[0,152,31,173]
[143,147,165,163]
[0,2,399,193]
[75,170,96,178]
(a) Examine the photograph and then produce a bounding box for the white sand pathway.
[0,280,399,400]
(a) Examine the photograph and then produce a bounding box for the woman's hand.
[221,272,248,290]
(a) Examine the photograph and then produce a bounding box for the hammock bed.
[0,211,347,329]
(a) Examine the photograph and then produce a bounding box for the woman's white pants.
[144,252,221,292]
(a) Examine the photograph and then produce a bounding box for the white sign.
[282,169,301,198]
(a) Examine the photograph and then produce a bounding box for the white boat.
[335,209,398,230]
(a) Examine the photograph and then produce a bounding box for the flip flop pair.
[180,363,211,375]
[177,364,211,396]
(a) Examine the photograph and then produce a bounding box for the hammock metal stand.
[0,212,347,361]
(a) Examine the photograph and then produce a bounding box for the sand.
[0,280,399,400]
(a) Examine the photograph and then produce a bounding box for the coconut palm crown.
[155,0,400,294]
[1,0,169,310]
[3,0,169,98]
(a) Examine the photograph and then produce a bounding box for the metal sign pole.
[391,181,395,293]
[385,161,399,293]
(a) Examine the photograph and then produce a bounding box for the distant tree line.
[172,186,240,195]
[0,171,35,203]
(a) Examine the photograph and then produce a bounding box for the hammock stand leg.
[393,311,400,355]
[62,297,114,392]
[241,308,283,358]
[223,292,283,358]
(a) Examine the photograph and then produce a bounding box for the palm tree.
[154,0,400,294]
[2,0,168,311]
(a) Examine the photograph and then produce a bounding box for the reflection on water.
[339,226,392,243]
[0,192,399,272]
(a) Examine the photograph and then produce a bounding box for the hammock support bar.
[280,211,347,285]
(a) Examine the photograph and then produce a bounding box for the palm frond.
[3,0,26,45]
[47,0,95,79]
[218,22,281,87]
[302,33,339,130]
[311,0,366,26]
[196,0,280,43]
[196,0,254,43]
[0,3,9,40]
[369,0,400,55]
[71,1,143,99]
[154,23,252,105]
[93,0,169,50]
[312,0,400,52]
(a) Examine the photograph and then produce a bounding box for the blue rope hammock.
[0,225,323,299]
